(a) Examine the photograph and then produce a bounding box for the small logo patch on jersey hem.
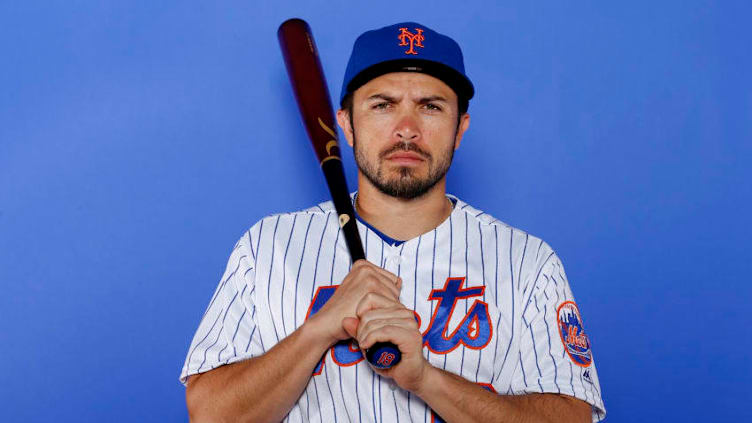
[583,369,594,385]
[557,301,592,367]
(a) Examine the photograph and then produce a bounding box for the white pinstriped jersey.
[181,194,606,422]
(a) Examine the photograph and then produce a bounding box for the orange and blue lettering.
[422,277,492,354]
[305,276,493,375]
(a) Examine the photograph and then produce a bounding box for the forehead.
[354,72,457,102]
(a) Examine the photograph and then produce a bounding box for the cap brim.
[344,59,474,104]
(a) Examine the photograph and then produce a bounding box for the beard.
[353,135,456,200]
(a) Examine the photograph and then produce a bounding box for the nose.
[393,112,420,142]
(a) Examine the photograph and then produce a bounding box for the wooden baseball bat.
[277,18,401,370]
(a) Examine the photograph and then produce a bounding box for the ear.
[454,113,470,150]
[336,109,355,147]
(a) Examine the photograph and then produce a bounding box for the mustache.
[379,142,431,160]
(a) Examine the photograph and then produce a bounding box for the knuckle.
[355,260,375,272]
[403,317,419,329]
[353,259,368,268]
[382,325,398,337]
[363,291,378,303]
[367,278,384,293]
[349,261,368,277]
[362,334,374,347]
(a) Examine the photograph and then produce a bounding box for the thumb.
[342,317,360,338]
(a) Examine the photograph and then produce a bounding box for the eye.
[372,102,391,110]
[423,103,443,112]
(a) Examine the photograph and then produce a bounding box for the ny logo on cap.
[398,27,424,55]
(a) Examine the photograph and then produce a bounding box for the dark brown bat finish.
[278,18,364,261]
[277,18,401,370]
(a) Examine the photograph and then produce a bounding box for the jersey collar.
[351,192,458,247]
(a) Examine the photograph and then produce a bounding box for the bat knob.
[365,342,402,369]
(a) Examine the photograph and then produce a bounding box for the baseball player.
[181,22,606,422]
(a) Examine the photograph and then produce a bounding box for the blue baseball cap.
[340,22,474,107]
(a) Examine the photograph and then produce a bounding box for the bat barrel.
[278,18,365,262]
[278,18,339,165]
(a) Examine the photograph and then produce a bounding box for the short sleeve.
[179,230,262,385]
[510,249,607,422]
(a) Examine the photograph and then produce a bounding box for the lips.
[379,141,431,167]
[386,152,425,162]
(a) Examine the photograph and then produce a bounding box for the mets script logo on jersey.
[305,277,492,375]
[557,301,592,367]
[398,27,425,55]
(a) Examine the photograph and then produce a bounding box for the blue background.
[1,1,750,421]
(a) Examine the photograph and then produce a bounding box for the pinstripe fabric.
[180,195,606,421]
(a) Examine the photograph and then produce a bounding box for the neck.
[355,175,453,241]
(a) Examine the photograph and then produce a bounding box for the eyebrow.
[365,94,449,103]
[418,95,449,103]
[366,94,398,102]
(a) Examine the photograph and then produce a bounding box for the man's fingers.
[342,317,359,338]
[313,260,402,345]
[370,265,401,287]
[358,322,416,350]
[354,259,400,283]
[376,274,401,300]
[355,292,401,318]
[356,312,419,349]
[355,270,401,300]
[351,260,402,296]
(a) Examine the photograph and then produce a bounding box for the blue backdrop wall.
[1,1,750,422]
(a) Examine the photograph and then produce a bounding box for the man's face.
[337,72,470,200]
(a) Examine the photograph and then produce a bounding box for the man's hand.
[342,289,430,393]
[305,259,403,346]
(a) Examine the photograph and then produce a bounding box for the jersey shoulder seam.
[453,198,552,253]
[254,200,336,222]
[455,199,523,232]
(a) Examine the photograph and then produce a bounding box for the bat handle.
[321,161,402,369]
[349,245,403,369]
[348,231,403,369]
[341,207,402,370]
